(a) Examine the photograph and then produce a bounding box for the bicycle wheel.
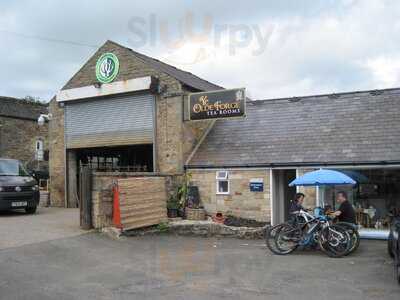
[265,224,286,254]
[319,225,351,258]
[273,223,302,255]
[336,222,360,255]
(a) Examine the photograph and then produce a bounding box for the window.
[216,171,230,194]
[35,139,45,161]
[35,139,44,151]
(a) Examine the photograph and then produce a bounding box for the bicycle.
[266,208,351,258]
[334,221,360,255]
[323,207,360,255]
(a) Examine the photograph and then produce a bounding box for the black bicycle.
[334,221,360,255]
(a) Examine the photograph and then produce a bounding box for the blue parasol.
[337,170,369,184]
[289,169,357,187]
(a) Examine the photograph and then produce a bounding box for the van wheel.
[25,206,37,214]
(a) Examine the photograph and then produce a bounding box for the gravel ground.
[0,207,86,250]
[0,232,398,300]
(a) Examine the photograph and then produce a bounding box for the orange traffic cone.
[113,185,122,229]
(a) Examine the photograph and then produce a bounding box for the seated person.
[289,193,306,215]
[288,193,308,226]
[331,191,356,224]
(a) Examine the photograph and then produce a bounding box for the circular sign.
[95,53,120,83]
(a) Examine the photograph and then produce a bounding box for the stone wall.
[168,220,266,239]
[48,99,65,207]
[63,40,187,174]
[91,173,115,229]
[190,169,271,222]
[156,94,183,174]
[181,90,214,163]
[0,116,48,170]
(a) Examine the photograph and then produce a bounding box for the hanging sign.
[95,53,120,83]
[188,88,246,121]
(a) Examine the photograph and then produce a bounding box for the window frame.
[216,171,230,195]
[216,170,228,180]
[35,139,44,151]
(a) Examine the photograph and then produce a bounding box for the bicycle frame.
[291,209,343,247]
[290,210,322,246]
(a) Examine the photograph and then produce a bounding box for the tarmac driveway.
[0,232,398,300]
[0,207,85,250]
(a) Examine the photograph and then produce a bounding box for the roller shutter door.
[65,94,155,149]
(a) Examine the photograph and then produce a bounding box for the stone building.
[49,40,220,210]
[49,40,400,229]
[187,89,400,225]
[0,96,49,171]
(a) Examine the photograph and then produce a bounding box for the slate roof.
[110,41,223,92]
[0,96,47,121]
[187,88,400,168]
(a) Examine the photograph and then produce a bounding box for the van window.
[0,160,29,176]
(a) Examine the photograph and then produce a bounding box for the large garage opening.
[63,92,156,208]
[76,145,154,172]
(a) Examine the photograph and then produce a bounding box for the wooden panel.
[79,166,92,230]
[117,177,167,231]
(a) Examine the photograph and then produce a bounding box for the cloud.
[162,0,400,99]
[364,55,400,88]
[0,0,399,101]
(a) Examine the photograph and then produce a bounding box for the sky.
[0,0,400,101]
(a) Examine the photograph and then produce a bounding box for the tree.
[22,96,46,104]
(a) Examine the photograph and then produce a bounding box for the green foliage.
[22,95,46,104]
[177,172,192,207]
[167,195,180,210]
[166,172,193,211]
[156,222,169,232]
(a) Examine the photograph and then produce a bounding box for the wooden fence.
[117,177,168,230]
[79,166,92,229]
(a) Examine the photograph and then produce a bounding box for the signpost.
[188,88,246,121]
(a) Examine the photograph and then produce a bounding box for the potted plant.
[167,195,180,218]
[177,172,192,217]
